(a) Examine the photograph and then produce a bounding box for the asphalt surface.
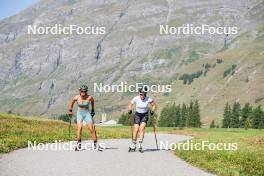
[0,133,214,176]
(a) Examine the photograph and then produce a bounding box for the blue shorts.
[77,110,93,124]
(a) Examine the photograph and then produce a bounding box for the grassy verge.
[0,114,131,153]
[166,128,264,176]
[0,113,168,153]
[1,114,264,175]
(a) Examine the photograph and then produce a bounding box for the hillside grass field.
[168,128,264,176]
[0,114,130,153]
[1,114,264,176]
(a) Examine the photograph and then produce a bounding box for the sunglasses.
[80,91,87,93]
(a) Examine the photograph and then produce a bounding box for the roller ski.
[138,146,143,153]
[128,146,136,152]
[128,142,136,152]
[138,140,143,153]
[94,141,104,152]
[75,141,82,151]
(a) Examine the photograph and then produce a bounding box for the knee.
[77,126,82,132]
[139,127,145,133]
[88,127,95,134]
[134,126,139,132]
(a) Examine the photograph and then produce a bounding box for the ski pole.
[68,115,72,139]
[92,114,97,138]
[92,114,104,151]
[151,113,159,150]
[129,113,133,141]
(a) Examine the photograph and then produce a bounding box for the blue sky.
[0,0,39,20]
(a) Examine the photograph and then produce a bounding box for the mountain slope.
[0,0,263,125]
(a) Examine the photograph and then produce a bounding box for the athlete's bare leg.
[87,123,97,141]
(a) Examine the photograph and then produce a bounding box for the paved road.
[0,133,214,176]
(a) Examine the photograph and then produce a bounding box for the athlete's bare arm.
[150,100,157,112]
[128,102,133,112]
[89,96,95,110]
[68,95,78,116]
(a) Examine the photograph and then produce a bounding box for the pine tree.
[252,106,264,129]
[174,104,181,127]
[168,104,176,127]
[187,100,194,127]
[222,103,231,128]
[180,103,187,127]
[193,100,201,127]
[159,104,177,127]
[210,120,215,128]
[241,103,252,128]
[158,106,169,127]
[230,102,241,128]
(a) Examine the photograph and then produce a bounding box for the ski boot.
[75,140,82,151]
[128,141,136,152]
[138,140,143,153]
[97,144,104,151]
[94,141,104,151]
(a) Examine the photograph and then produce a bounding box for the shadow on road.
[105,147,119,150]
[143,148,160,152]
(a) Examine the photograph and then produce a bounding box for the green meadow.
[1,114,264,176]
[168,128,264,176]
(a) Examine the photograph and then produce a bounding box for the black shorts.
[134,112,149,125]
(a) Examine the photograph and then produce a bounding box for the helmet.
[79,85,88,91]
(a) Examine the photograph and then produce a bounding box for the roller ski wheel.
[93,142,104,152]
[138,147,143,153]
[97,145,104,152]
[128,147,136,152]
[75,143,82,151]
